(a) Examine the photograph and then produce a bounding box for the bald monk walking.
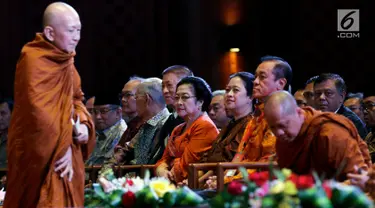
[4,2,95,207]
[264,91,370,181]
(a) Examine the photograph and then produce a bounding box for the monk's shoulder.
[17,47,46,71]
[317,119,354,142]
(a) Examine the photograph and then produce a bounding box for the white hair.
[137,77,165,107]
[212,90,226,97]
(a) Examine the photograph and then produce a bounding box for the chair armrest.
[188,163,217,189]
[216,162,278,191]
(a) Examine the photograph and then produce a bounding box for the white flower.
[0,188,5,202]
[124,177,145,193]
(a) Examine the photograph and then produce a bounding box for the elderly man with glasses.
[100,78,170,177]
[85,92,127,166]
[119,76,145,123]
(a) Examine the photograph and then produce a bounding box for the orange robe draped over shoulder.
[4,33,96,208]
[224,103,276,183]
[276,107,369,181]
[155,113,219,183]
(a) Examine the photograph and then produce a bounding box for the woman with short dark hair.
[155,76,219,183]
[199,72,254,185]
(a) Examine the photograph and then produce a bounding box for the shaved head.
[43,2,79,27]
[265,91,305,142]
[42,2,81,53]
[265,91,298,118]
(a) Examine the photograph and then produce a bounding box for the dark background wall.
[0,0,374,99]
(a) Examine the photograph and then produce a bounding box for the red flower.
[288,174,314,189]
[228,181,245,195]
[249,171,269,186]
[122,191,136,208]
[322,182,332,199]
[126,179,134,186]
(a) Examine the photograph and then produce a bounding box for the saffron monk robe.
[264,91,370,181]
[4,2,95,208]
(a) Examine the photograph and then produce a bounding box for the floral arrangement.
[0,187,5,205]
[209,167,373,208]
[84,169,204,208]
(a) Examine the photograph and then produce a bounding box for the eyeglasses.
[118,92,135,100]
[90,107,118,115]
[174,95,196,102]
[363,103,375,112]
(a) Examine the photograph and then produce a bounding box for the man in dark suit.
[314,73,367,138]
[147,65,194,164]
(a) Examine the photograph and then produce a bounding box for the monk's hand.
[73,124,89,144]
[55,146,73,182]
[347,165,369,191]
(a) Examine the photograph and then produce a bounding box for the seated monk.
[265,91,370,181]
[199,72,254,184]
[155,76,219,184]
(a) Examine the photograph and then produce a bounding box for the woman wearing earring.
[155,76,219,183]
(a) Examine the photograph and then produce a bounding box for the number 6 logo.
[341,11,356,30]
[337,9,359,32]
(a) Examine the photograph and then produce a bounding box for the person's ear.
[277,78,287,90]
[340,91,346,103]
[197,100,203,110]
[43,26,55,42]
[145,93,153,105]
[296,107,304,119]
[116,107,122,117]
[247,96,253,105]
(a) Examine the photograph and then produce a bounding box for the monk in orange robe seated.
[4,2,95,208]
[265,91,370,181]
[155,77,219,183]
